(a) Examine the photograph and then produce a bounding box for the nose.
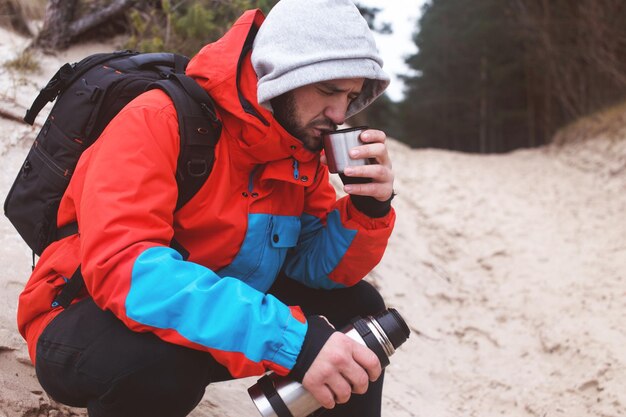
[323,102,348,126]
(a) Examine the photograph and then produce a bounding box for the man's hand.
[322,129,394,202]
[301,332,382,409]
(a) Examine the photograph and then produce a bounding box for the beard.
[271,92,337,152]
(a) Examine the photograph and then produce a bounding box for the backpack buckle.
[187,159,208,177]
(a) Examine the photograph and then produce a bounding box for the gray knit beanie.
[251,0,390,118]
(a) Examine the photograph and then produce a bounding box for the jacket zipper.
[248,165,260,193]
[292,159,299,180]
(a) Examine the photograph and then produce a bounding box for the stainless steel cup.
[322,126,371,174]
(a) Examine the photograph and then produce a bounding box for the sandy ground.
[1,27,626,417]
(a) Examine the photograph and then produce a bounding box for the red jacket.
[17,10,395,378]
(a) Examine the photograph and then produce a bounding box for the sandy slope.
[1,27,626,417]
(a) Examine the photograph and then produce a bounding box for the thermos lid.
[375,308,410,349]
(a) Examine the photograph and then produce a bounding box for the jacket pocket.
[270,216,301,248]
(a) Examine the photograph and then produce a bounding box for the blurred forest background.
[2,0,626,153]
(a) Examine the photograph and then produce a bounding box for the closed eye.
[316,82,362,103]
[317,87,334,96]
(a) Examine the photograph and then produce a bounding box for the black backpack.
[4,50,222,260]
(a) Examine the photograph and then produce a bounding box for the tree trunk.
[32,0,78,51]
[68,0,136,40]
[479,54,489,153]
[31,0,136,51]
[524,50,536,148]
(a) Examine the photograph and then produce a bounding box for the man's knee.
[88,344,209,417]
[351,280,386,315]
[267,273,387,329]
[322,280,387,329]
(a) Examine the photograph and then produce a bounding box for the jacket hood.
[251,0,389,118]
[185,10,318,166]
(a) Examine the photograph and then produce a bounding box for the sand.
[1,26,625,417]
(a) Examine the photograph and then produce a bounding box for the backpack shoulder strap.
[150,73,222,210]
[49,54,221,309]
[24,50,139,125]
[55,63,220,244]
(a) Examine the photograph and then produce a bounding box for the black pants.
[35,274,386,417]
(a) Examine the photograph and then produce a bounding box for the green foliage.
[174,3,216,41]
[356,4,392,34]
[3,50,40,73]
[123,1,387,58]
[124,0,279,58]
[394,0,538,152]
[395,0,626,153]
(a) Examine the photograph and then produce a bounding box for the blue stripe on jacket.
[126,246,306,371]
[283,210,357,289]
[217,214,301,292]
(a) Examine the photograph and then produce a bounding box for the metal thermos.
[247,308,410,417]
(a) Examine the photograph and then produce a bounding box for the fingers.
[351,341,382,383]
[302,333,381,409]
[350,142,391,167]
[343,164,394,201]
[307,383,335,409]
[355,130,391,167]
[360,129,386,144]
[326,371,354,404]
[343,164,393,183]
[338,129,394,201]
[304,364,345,409]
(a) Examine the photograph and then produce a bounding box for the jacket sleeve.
[77,92,306,378]
[282,164,395,289]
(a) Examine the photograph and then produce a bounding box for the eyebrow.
[319,82,362,98]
